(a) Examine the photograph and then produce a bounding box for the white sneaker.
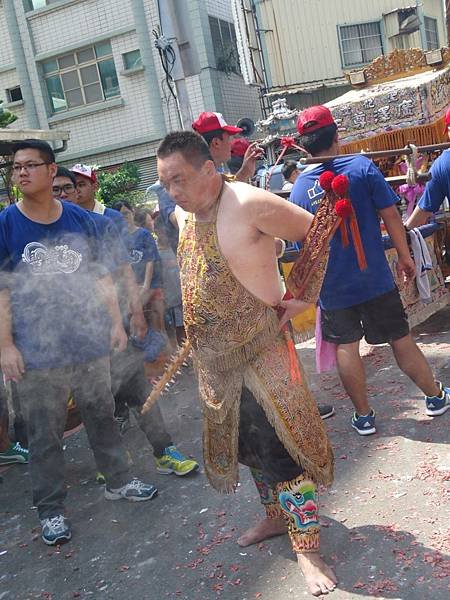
[104,478,158,502]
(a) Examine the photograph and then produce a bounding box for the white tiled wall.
[0,5,14,65]
[205,0,233,22]
[218,73,262,124]
[185,75,205,118]
[27,0,134,56]
[3,0,261,166]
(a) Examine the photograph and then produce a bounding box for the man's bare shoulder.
[227,181,285,207]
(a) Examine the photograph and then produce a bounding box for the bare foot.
[237,517,287,547]
[297,552,337,596]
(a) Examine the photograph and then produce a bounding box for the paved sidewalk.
[1,308,449,600]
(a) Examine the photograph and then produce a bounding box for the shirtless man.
[157,131,337,596]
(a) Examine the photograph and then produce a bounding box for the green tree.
[97,161,140,206]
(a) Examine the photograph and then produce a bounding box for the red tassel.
[349,211,368,271]
[340,220,349,247]
[284,328,302,383]
[278,290,302,383]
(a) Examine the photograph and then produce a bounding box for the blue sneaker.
[351,409,376,435]
[105,478,158,502]
[425,382,450,416]
[41,515,72,546]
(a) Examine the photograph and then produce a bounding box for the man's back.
[418,149,450,214]
[291,155,398,310]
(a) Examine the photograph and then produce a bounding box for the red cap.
[192,111,243,135]
[231,137,250,157]
[297,105,335,135]
[71,163,97,184]
[443,106,450,135]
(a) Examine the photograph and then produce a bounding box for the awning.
[264,77,348,97]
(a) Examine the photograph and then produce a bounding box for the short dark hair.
[134,208,150,227]
[282,160,298,180]
[55,166,76,185]
[112,199,133,212]
[157,131,213,168]
[201,129,225,147]
[12,139,55,164]
[298,124,337,156]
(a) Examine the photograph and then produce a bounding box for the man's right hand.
[1,343,25,382]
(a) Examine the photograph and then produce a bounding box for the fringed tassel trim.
[244,368,334,488]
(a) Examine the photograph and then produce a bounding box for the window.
[338,22,383,67]
[6,86,23,103]
[208,16,241,75]
[424,17,439,50]
[123,50,143,71]
[42,41,120,113]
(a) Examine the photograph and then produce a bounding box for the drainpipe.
[131,0,167,138]
[3,2,40,129]
[157,0,193,128]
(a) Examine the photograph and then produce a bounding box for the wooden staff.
[141,339,191,415]
[299,142,450,165]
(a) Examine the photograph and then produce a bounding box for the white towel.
[409,228,433,303]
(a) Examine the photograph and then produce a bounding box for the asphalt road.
[1,307,449,600]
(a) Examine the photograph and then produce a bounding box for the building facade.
[0,0,261,187]
[233,0,447,111]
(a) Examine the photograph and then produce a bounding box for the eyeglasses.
[12,162,51,174]
[52,184,76,195]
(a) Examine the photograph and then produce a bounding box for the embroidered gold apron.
[178,183,334,492]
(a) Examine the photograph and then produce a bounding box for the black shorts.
[321,288,409,345]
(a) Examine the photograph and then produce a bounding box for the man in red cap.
[291,105,449,436]
[406,105,450,228]
[192,111,262,181]
[228,137,250,175]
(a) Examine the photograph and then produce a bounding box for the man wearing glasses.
[0,140,158,547]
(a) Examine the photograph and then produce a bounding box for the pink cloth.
[398,156,424,175]
[398,183,425,217]
[315,306,337,373]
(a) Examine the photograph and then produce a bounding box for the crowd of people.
[1,104,449,597]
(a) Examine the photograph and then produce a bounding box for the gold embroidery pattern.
[178,189,334,494]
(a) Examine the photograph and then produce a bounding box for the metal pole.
[299,142,450,165]
[131,0,167,138]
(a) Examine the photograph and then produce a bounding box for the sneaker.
[319,405,335,420]
[155,446,199,476]
[425,382,450,416]
[105,478,158,502]
[0,442,29,465]
[40,515,72,546]
[351,409,376,435]
[95,471,106,485]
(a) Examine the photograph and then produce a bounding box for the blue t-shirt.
[88,212,126,272]
[418,149,450,213]
[104,207,128,240]
[0,202,112,370]
[291,155,398,310]
[128,227,162,288]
